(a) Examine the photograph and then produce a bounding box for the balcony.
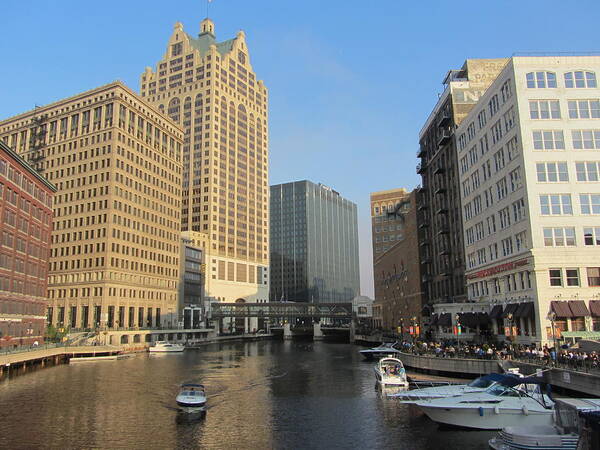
[421,257,431,265]
[416,163,426,174]
[434,187,447,195]
[418,203,428,211]
[437,228,450,236]
[417,147,427,158]
[417,185,427,194]
[436,207,448,215]
[439,248,450,256]
[419,222,429,229]
[433,166,445,175]
[419,240,429,247]
[437,112,451,128]
[437,130,452,147]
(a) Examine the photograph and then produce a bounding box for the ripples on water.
[0,341,494,449]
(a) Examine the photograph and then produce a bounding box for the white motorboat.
[149,341,185,353]
[176,384,207,411]
[374,356,409,388]
[414,374,554,430]
[488,398,600,450]
[391,369,522,402]
[391,374,496,401]
[359,342,401,360]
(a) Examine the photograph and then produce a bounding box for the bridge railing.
[210,302,354,319]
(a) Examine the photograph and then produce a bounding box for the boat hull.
[417,404,554,430]
[149,347,184,353]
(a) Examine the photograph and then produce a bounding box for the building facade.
[417,59,508,310]
[0,82,183,331]
[448,55,600,346]
[179,231,206,328]
[270,180,360,303]
[370,188,409,259]
[372,190,425,334]
[140,19,269,305]
[0,141,56,348]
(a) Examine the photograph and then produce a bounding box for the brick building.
[0,140,56,348]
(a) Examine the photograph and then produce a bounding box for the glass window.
[549,269,562,286]
[580,194,600,214]
[543,227,576,246]
[568,100,600,119]
[566,269,580,286]
[587,268,600,287]
[526,71,557,88]
[540,194,572,215]
[576,162,600,181]
[572,130,600,150]
[584,227,600,246]
[536,162,568,182]
[565,71,597,88]
[529,100,561,119]
[532,130,564,150]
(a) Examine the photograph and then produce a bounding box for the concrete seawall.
[396,351,503,376]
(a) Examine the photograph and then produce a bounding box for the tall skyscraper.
[0,82,183,331]
[0,140,56,348]
[270,181,360,303]
[417,59,508,307]
[140,19,269,304]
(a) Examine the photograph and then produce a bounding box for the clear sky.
[2,0,600,298]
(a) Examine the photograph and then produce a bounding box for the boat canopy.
[484,373,544,387]
[181,383,205,388]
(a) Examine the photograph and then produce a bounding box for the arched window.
[564,71,597,88]
[526,71,556,88]
[168,97,180,122]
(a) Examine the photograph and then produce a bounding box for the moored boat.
[149,341,185,353]
[359,342,401,360]
[374,356,409,388]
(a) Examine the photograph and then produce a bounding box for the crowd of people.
[398,340,600,373]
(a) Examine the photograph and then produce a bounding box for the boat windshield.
[485,384,521,397]
[467,377,495,388]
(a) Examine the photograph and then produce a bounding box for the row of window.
[468,270,532,299]
[539,193,600,215]
[467,230,528,268]
[529,99,600,120]
[543,226,600,247]
[526,71,597,89]
[533,129,600,150]
[549,267,600,287]
[536,161,600,182]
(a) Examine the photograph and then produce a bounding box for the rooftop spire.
[200,18,215,37]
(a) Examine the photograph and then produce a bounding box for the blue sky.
[2,1,600,297]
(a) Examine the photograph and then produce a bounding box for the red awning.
[590,301,600,318]
[568,301,590,317]
[551,301,574,318]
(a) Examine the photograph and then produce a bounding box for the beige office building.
[0,82,183,330]
[139,19,269,304]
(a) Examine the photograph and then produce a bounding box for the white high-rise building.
[450,56,600,346]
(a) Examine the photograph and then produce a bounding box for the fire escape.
[28,114,48,174]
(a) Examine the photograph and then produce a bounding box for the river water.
[0,340,494,449]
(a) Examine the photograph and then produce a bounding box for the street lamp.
[547,311,558,353]
[507,313,514,356]
[454,314,461,355]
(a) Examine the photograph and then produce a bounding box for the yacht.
[374,356,409,388]
[176,384,207,411]
[359,342,401,360]
[391,369,522,402]
[414,374,554,430]
[149,341,185,353]
[489,398,600,450]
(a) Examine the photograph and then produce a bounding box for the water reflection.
[0,341,495,449]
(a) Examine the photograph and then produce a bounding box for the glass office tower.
[270,181,360,303]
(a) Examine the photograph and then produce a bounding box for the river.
[0,340,495,449]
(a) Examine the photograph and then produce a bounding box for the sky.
[2,0,600,298]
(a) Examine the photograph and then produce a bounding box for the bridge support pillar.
[350,321,356,343]
[283,323,293,340]
[313,323,323,341]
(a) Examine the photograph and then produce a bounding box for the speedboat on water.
[489,397,600,450]
[359,342,401,360]
[374,356,409,388]
[391,369,522,402]
[149,341,185,353]
[176,384,207,410]
[414,373,554,430]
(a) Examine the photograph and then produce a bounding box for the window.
[549,269,562,286]
[491,120,503,144]
[512,198,525,222]
[532,130,564,150]
[568,100,600,119]
[506,135,520,161]
[509,167,522,191]
[504,107,515,132]
[544,227,576,246]
[576,162,600,181]
[584,227,600,246]
[564,71,597,89]
[526,71,557,88]
[587,268,600,287]
[501,237,513,256]
[489,94,500,116]
[494,148,506,171]
[536,162,568,182]
[501,79,512,102]
[566,269,580,286]
[496,177,508,200]
[580,194,600,214]
[499,207,511,229]
[486,215,496,234]
[515,231,527,251]
[572,130,600,150]
[530,100,561,119]
[540,194,572,215]
[478,110,487,129]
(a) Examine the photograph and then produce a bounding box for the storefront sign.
[467,259,528,280]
